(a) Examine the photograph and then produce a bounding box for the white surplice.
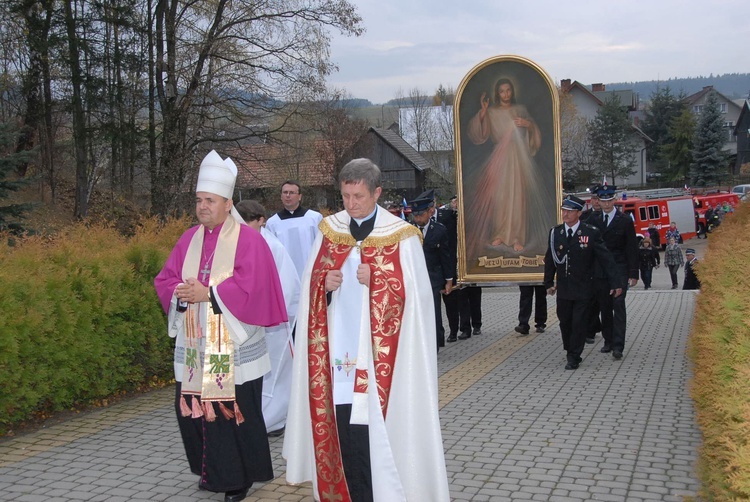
[260,226,300,432]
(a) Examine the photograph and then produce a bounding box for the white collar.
[352,206,377,226]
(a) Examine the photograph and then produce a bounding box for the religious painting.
[454,55,562,283]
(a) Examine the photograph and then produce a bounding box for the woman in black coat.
[638,237,660,290]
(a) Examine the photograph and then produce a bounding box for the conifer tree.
[588,94,636,185]
[690,91,728,186]
[661,109,696,181]
[0,122,33,233]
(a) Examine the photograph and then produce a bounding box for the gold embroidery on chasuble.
[306,219,414,502]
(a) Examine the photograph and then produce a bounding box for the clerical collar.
[277,205,307,220]
[352,207,377,226]
[350,207,377,241]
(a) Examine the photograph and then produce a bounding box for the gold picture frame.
[455,55,562,283]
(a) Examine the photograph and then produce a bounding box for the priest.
[154,151,287,502]
[265,180,323,278]
[283,158,450,502]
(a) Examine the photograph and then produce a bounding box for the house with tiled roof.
[230,138,341,212]
[684,85,742,156]
[354,126,450,202]
[560,79,651,187]
[231,125,441,212]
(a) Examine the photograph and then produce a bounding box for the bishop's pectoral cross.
[200,265,211,282]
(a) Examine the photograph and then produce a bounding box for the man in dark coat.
[437,195,463,342]
[588,185,639,360]
[411,190,453,351]
[580,185,603,344]
[544,195,620,370]
[683,248,701,290]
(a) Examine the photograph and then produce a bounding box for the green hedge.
[0,218,189,433]
[689,201,750,500]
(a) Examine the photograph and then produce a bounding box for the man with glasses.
[265,180,323,278]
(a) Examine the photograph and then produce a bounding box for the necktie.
[604,213,609,227]
[567,228,573,244]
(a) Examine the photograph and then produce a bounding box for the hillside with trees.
[607,73,750,101]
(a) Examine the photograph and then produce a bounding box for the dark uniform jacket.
[588,210,639,288]
[437,207,458,280]
[543,222,617,300]
[417,219,452,290]
[683,258,701,290]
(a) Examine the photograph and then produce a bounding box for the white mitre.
[196,150,235,198]
[225,155,247,226]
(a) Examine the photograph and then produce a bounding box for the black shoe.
[612,351,623,360]
[514,325,530,335]
[535,326,545,333]
[267,427,285,438]
[457,331,471,340]
[225,488,249,502]
[446,334,457,343]
[565,362,579,370]
[472,328,482,336]
[585,337,595,344]
[600,345,612,353]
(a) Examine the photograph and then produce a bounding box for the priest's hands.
[325,270,343,292]
[325,265,372,291]
[175,278,210,303]
[356,264,370,287]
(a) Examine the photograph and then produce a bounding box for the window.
[693,105,703,113]
[647,205,660,219]
[639,207,647,221]
[720,103,727,113]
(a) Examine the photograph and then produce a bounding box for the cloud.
[325,0,749,103]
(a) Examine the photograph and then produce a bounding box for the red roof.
[231,140,335,189]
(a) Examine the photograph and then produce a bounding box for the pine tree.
[588,94,636,185]
[661,109,696,181]
[0,122,33,233]
[690,91,728,186]
[642,86,682,173]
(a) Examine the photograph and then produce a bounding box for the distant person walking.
[683,248,701,290]
[664,237,684,290]
[638,238,660,290]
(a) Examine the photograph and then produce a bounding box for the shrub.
[0,217,190,433]
[689,201,750,499]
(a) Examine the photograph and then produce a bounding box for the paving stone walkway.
[0,285,702,501]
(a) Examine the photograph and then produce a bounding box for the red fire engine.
[690,189,740,235]
[576,188,697,245]
[613,189,697,245]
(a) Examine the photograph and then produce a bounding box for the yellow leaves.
[689,201,750,500]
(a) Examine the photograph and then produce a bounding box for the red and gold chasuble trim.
[307,235,407,502]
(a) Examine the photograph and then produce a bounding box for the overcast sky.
[326,0,748,104]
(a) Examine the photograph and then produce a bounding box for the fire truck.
[576,188,697,245]
[689,189,740,235]
[613,189,697,244]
